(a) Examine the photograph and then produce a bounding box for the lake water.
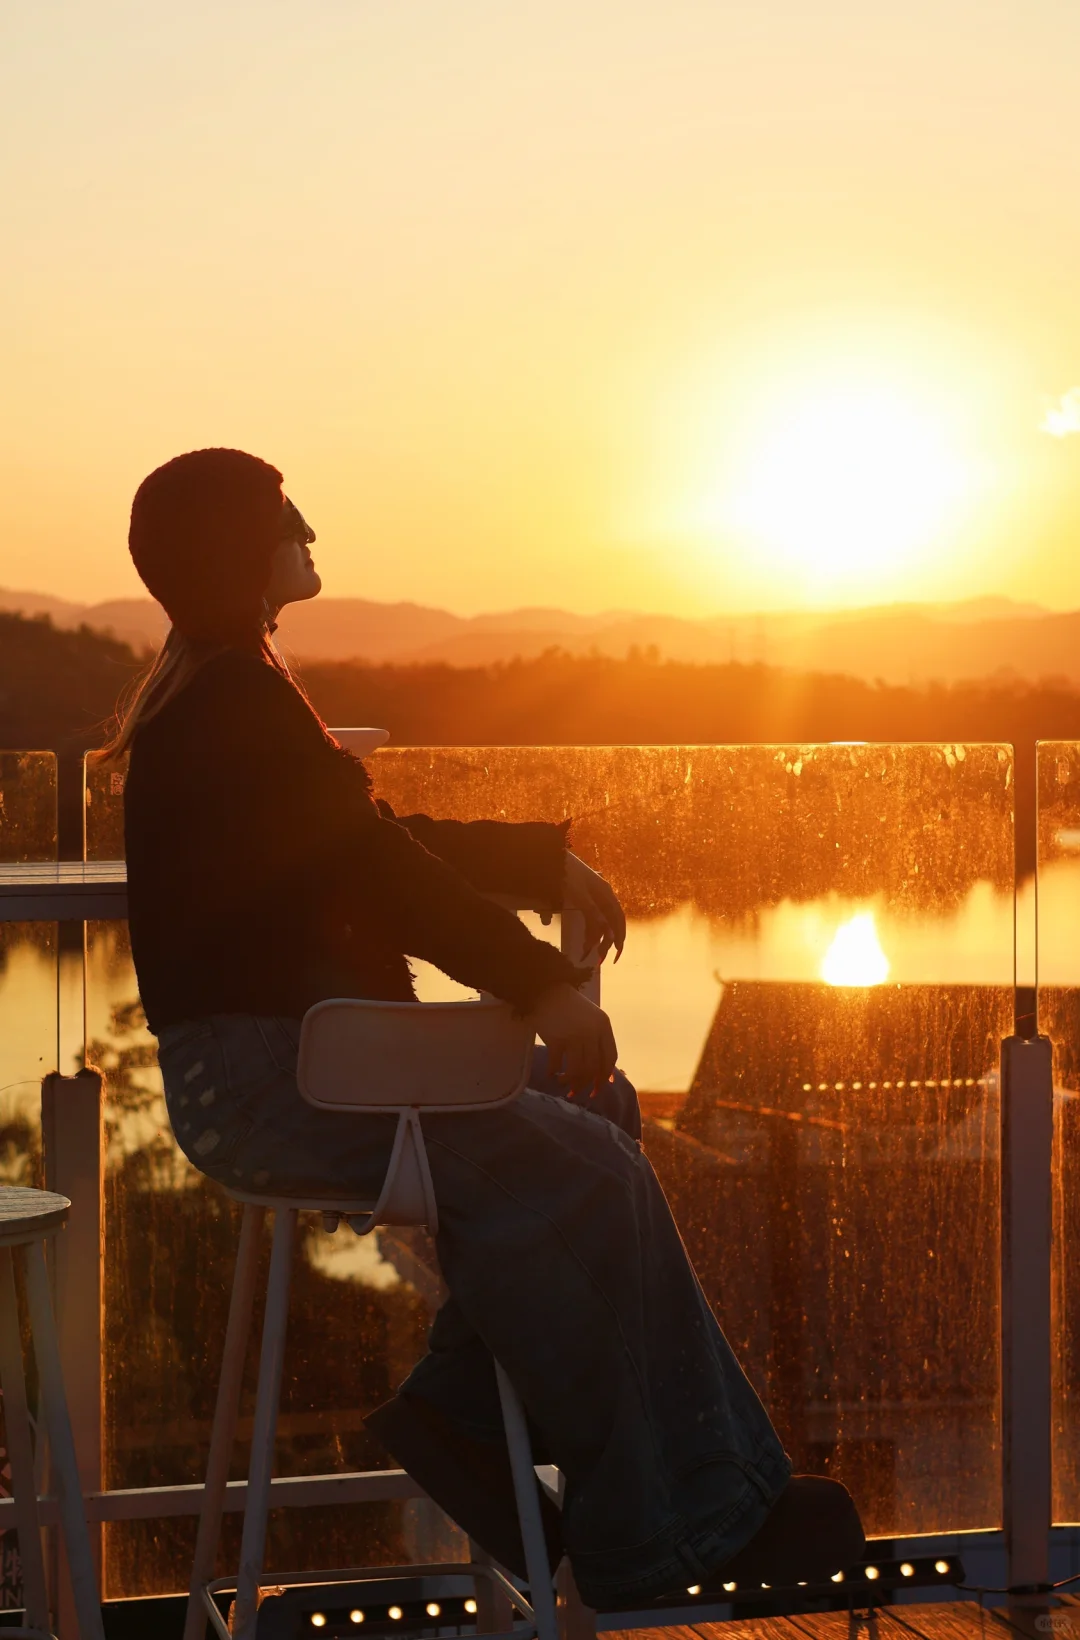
[0,862,1069,1111]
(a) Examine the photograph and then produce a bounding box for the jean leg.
[402,1046,641,1440]
[416,1090,790,1608]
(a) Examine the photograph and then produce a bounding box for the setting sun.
[728,383,972,596]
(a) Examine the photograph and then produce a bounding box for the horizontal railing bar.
[0,861,128,922]
[0,1467,426,1525]
[0,892,128,922]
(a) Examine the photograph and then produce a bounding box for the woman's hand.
[532,982,619,1096]
[563,852,626,964]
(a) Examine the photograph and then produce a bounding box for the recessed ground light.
[900,1563,914,1577]
[866,1566,879,1580]
[935,1560,950,1575]
[350,1614,365,1626]
[723,1581,737,1592]
[831,1571,845,1583]
[464,1598,478,1614]
[389,1607,403,1621]
[426,1603,442,1617]
[686,1586,701,1595]
[311,1619,327,1631]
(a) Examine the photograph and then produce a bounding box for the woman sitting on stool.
[112,447,864,1612]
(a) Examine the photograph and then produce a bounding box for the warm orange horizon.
[3,1,1079,618]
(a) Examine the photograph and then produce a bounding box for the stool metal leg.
[184,1204,266,1640]
[23,1241,105,1640]
[232,1208,296,1640]
[494,1361,557,1640]
[0,1247,51,1636]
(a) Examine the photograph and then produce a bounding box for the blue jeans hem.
[570,1448,792,1610]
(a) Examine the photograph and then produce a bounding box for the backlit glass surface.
[82,742,1012,1593]
[0,752,57,1609]
[1036,742,1080,1525]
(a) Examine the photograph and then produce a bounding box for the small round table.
[0,1187,104,1640]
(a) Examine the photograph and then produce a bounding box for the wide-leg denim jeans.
[157,1013,791,1608]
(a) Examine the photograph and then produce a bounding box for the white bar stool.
[0,1187,105,1640]
[184,999,559,1640]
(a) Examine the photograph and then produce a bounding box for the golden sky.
[3,0,1080,616]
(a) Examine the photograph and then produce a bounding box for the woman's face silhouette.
[265,532,322,613]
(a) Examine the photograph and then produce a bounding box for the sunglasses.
[280,496,316,546]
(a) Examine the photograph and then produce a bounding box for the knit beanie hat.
[129,448,286,643]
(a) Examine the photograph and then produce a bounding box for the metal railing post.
[1000,1033,1053,1595]
[42,1066,105,1627]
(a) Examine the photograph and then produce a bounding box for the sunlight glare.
[821,912,890,987]
[730,384,969,591]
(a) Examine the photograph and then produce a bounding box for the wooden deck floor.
[608,1598,1080,1640]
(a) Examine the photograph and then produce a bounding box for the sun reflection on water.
[821,911,891,987]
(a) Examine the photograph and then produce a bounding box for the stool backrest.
[297,997,535,1113]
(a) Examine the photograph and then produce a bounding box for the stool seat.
[0,1186,70,1244]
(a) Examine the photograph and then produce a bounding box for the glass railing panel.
[87,741,1012,1593]
[1036,741,1080,1525]
[83,752,127,862]
[376,743,1014,1539]
[0,750,57,1174]
[0,751,57,1611]
[0,750,58,863]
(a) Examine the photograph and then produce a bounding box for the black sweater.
[124,650,588,1034]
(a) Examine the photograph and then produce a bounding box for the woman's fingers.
[545,1037,567,1081]
[564,853,627,964]
[532,982,619,1097]
[580,903,611,959]
[601,1014,618,1082]
[580,889,623,964]
[587,883,625,964]
[565,1034,600,1096]
[596,881,627,960]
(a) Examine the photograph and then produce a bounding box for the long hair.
[94,616,297,763]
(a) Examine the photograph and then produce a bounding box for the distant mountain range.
[2,584,1075,688]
